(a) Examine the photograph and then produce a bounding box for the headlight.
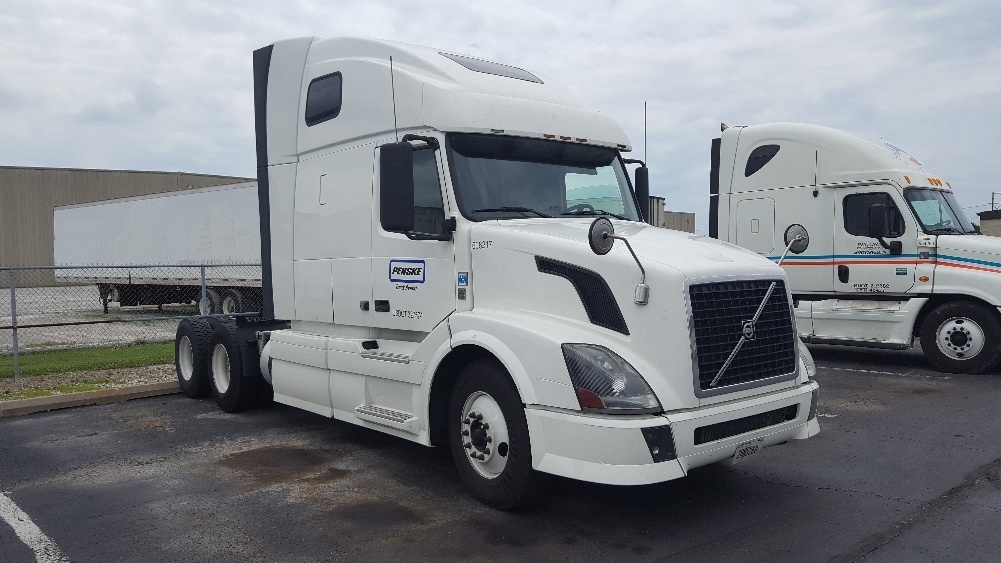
[798,338,816,379]
[561,344,662,414]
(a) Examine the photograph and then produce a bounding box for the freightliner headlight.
[798,338,816,379]
[561,344,662,414]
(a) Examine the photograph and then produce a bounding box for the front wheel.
[448,359,540,510]
[920,301,1001,374]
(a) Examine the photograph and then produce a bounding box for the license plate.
[731,438,764,464]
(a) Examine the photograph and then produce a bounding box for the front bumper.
[525,381,820,486]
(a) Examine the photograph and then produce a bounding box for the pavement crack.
[827,455,1001,563]
[742,471,916,504]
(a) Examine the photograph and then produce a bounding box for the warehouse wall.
[0,166,252,286]
[978,210,1001,237]
[647,196,696,233]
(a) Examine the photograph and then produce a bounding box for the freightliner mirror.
[867,203,902,255]
[380,142,415,233]
[868,203,889,238]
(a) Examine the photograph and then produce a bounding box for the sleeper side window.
[304,73,342,126]
[843,192,905,237]
[412,149,446,234]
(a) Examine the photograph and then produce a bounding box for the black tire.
[208,321,260,412]
[448,358,540,510]
[199,288,222,315]
[920,301,1001,374]
[174,318,212,398]
[221,289,244,314]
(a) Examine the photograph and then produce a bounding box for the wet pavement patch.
[325,500,426,530]
[217,444,348,490]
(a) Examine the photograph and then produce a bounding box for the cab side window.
[843,192,905,237]
[412,149,446,234]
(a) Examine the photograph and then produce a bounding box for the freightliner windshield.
[903,187,977,234]
[446,134,641,222]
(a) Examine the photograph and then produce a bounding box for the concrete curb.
[0,381,181,418]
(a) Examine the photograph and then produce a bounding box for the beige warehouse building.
[979,210,1001,236]
[0,166,251,286]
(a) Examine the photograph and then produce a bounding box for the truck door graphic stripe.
[536,256,629,335]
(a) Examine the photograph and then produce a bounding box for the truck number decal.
[852,283,890,292]
[393,309,422,320]
[472,240,492,250]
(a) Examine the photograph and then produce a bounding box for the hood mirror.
[588,217,615,255]
[587,217,649,305]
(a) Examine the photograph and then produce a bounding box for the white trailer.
[711,122,1001,374]
[53,182,262,313]
[174,37,820,510]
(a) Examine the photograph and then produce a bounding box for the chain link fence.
[1,264,262,379]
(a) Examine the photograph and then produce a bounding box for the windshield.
[446,134,641,222]
[903,188,977,234]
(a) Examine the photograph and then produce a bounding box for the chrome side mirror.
[587,217,649,305]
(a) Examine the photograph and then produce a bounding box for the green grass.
[0,343,174,378]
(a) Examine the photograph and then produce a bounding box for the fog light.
[641,425,676,463]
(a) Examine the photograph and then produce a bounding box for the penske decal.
[389,259,426,284]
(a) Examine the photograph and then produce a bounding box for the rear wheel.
[208,321,261,412]
[174,318,213,398]
[221,289,244,314]
[920,301,1001,374]
[448,359,540,510]
[199,288,222,315]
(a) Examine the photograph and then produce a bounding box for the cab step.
[354,404,419,434]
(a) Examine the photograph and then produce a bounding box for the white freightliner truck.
[175,37,820,509]
[54,183,263,314]
[710,122,1001,374]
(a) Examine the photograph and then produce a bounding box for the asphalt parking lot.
[2,346,1000,562]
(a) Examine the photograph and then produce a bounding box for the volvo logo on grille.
[742,320,756,341]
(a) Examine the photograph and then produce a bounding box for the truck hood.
[469,218,782,281]
[467,219,798,410]
[936,234,1001,262]
[934,235,1001,306]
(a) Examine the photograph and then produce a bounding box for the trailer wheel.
[448,359,540,510]
[221,289,244,314]
[174,318,212,398]
[208,322,259,412]
[920,301,1001,374]
[198,288,222,315]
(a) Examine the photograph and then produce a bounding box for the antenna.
[390,56,399,141]
[643,101,647,163]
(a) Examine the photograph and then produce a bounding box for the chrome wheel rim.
[212,343,231,394]
[935,316,985,360]
[221,296,236,314]
[460,391,510,479]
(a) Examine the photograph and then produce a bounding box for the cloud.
[1,0,998,228]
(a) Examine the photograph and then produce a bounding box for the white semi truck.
[710,122,1001,374]
[53,182,263,314]
[175,37,820,509]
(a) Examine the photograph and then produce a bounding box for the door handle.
[374,300,390,312]
[838,265,849,283]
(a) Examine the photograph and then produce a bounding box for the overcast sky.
[2,0,999,231]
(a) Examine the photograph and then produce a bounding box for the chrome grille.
[689,279,796,393]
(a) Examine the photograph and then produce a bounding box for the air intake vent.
[536,256,628,335]
[689,279,796,393]
[694,404,798,445]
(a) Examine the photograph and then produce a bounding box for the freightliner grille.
[689,280,796,392]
